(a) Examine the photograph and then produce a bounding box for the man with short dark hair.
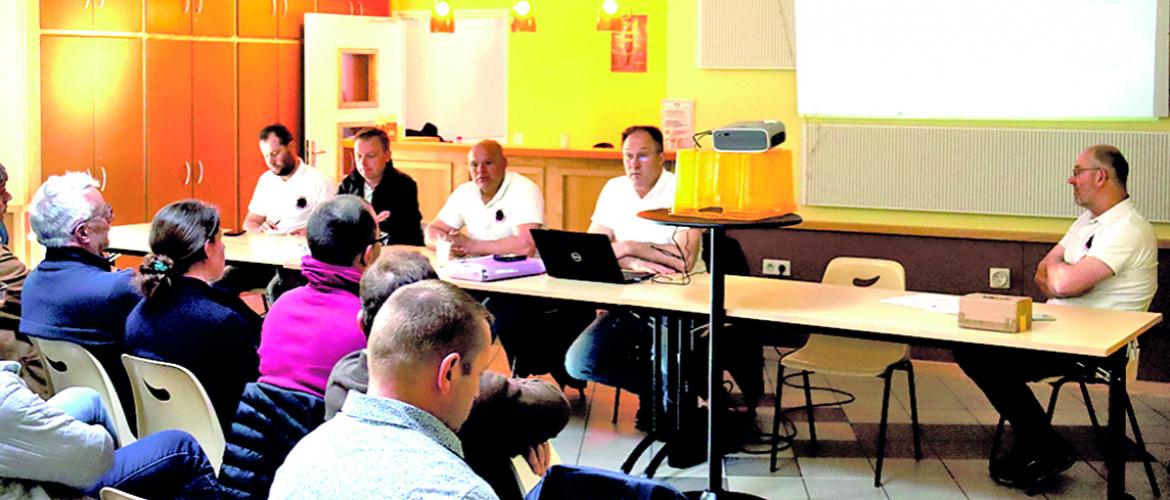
[324,251,571,500]
[255,195,383,399]
[338,127,424,245]
[243,124,334,235]
[956,144,1158,490]
[271,281,499,499]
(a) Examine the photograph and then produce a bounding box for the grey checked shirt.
[270,390,499,499]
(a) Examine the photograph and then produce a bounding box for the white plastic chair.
[510,442,563,496]
[100,487,146,500]
[29,337,137,446]
[770,257,921,487]
[121,354,225,473]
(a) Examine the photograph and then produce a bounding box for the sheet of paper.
[881,294,960,315]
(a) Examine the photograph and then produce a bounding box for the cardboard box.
[958,293,1033,333]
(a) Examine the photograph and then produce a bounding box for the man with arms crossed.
[956,145,1158,490]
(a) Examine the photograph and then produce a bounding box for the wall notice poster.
[611,15,647,73]
[660,99,695,152]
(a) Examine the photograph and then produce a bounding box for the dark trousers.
[482,294,594,381]
[87,430,222,499]
[954,347,1083,452]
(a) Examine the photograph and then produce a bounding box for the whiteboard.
[795,0,1170,119]
[401,16,508,142]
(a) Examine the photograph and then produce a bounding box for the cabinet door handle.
[270,0,276,16]
[196,160,205,184]
[197,0,204,15]
[184,161,192,185]
[83,0,91,10]
[99,165,108,191]
[347,1,353,15]
[98,0,105,9]
[283,0,288,16]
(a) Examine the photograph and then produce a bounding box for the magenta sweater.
[257,256,367,398]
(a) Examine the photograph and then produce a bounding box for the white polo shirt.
[435,172,544,241]
[247,162,336,234]
[591,170,705,273]
[1049,198,1158,312]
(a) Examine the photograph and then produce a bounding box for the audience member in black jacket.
[124,200,261,432]
[337,127,424,245]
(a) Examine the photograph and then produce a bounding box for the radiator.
[802,123,1170,223]
[697,0,795,70]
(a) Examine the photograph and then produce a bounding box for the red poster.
[611,15,647,73]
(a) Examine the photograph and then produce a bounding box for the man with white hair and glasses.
[20,172,140,421]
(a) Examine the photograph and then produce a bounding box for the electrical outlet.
[989,267,1011,289]
[763,258,791,277]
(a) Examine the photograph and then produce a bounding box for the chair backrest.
[29,337,137,446]
[121,354,225,473]
[511,442,563,495]
[805,257,910,362]
[100,487,147,500]
[525,465,687,500]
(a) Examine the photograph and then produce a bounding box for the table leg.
[1106,350,1131,500]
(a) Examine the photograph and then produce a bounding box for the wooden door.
[237,43,279,216]
[278,0,314,39]
[238,0,278,38]
[316,0,352,15]
[193,0,235,36]
[93,0,143,32]
[41,0,93,30]
[359,0,389,17]
[192,42,238,225]
[41,36,95,179]
[93,37,146,224]
[146,39,193,217]
[277,43,302,140]
[146,0,191,34]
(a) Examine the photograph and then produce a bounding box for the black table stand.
[639,209,801,499]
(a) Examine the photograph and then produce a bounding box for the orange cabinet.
[238,0,312,39]
[146,40,238,224]
[314,0,388,17]
[237,42,302,223]
[359,0,389,17]
[42,0,143,32]
[146,0,234,36]
[41,36,146,224]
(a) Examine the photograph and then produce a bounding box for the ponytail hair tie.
[149,259,172,273]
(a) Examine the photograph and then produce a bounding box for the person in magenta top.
[257,195,386,397]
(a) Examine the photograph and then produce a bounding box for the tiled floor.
[546,352,1170,499]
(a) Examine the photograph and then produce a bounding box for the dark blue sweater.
[125,276,262,431]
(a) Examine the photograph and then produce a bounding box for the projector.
[712,121,786,152]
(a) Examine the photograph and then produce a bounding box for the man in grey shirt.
[270,280,499,499]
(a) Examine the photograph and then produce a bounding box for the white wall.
[0,0,32,203]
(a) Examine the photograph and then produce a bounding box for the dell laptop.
[531,229,655,284]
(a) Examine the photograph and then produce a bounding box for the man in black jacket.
[337,128,424,245]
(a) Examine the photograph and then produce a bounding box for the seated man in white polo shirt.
[425,139,542,257]
[956,145,1158,491]
[565,126,703,427]
[244,124,335,236]
[426,140,592,389]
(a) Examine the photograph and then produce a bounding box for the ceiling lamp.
[431,0,454,33]
[511,1,535,32]
[596,0,621,31]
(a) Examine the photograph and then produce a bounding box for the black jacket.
[337,162,424,246]
[220,382,325,499]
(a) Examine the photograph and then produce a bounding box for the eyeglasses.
[371,232,391,246]
[71,203,115,233]
[1071,167,1102,177]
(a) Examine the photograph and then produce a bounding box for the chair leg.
[771,364,785,472]
[1046,379,1066,418]
[875,370,894,488]
[1125,396,1161,497]
[991,416,1007,461]
[802,371,818,448]
[1079,382,1107,450]
[612,387,621,425]
[904,362,922,460]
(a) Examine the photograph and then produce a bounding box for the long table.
[106,224,1162,498]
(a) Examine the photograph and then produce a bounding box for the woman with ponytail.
[124,200,261,431]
